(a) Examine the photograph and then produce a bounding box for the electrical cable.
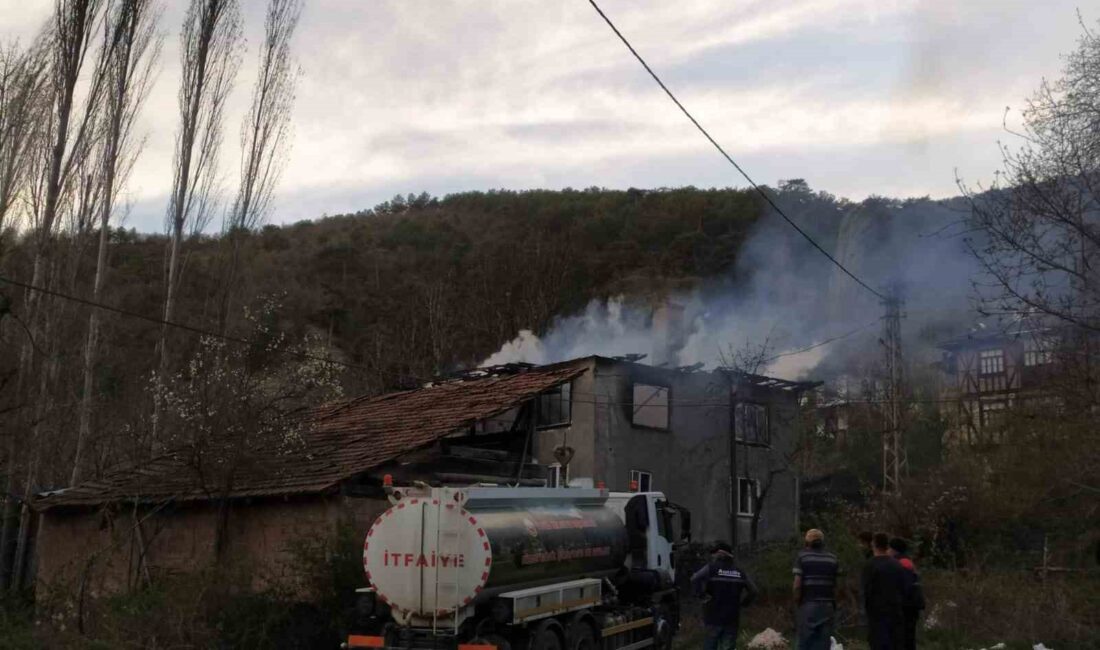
[585,0,887,302]
[763,320,879,363]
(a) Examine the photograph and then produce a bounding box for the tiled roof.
[36,361,587,510]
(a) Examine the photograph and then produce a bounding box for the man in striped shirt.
[792,529,841,650]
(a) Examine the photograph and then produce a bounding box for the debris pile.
[747,628,788,649]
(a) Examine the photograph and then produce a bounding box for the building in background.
[938,324,1062,446]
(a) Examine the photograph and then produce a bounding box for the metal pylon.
[882,290,907,494]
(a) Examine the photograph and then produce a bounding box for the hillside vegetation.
[0,186,771,487]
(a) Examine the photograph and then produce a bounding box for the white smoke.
[481,189,981,382]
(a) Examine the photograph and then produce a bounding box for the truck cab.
[605,491,690,583]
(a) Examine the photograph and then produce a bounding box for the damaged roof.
[36,361,587,510]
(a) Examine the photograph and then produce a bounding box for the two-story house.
[939,325,1061,445]
[508,355,818,546]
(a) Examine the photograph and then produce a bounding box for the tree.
[218,0,301,331]
[71,0,162,487]
[159,0,241,388]
[152,297,342,557]
[963,17,1100,339]
[2,0,112,593]
[0,41,47,240]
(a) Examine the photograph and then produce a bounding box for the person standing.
[792,529,840,650]
[861,532,906,650]
[889,538,925,650]
[691,541,758,650]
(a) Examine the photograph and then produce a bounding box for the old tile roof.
[36,361,587,510]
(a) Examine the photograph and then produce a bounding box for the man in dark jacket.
[793,529,841,650]
[861,533,906,650]
[889,538,925,650]
[691,541,758,650]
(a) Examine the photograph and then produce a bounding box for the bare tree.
[0,42,48,240]
[159,0,241,382]
[1,0,112,592]
[962,17,1100,337]
[218,0,301,331]
[71,0,162,487]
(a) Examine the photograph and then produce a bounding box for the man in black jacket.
[691,542,758,650]
[861,533,906,650]
[889,538,925,650]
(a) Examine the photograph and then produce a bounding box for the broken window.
[632,383,670,430]
[630,469,653,492]
[979,349,1004,375]
[536,382,571,428]
[733,402,770,445]
[736,477,758,516]
[1024,337,1054,367]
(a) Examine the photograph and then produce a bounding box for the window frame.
[736,477,758,516]
[1023,338,1054,367]
[630,469,653,492]
[631,383,671,431]
[979,348,1005,376]
[536,381,572,430]
[979,399,1008,428]
[732,401,771,446]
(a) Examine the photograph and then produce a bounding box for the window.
[546,463,568,488]
[536,382,571,428]
[979,349,1004,375]
[1024,338,1054,367]
[630,469,653,492]
[736,478,758,516]
[980,400,1007,429]
[632,384,669,430]
[733,402,770,445]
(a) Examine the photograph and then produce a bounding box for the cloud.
[0,0,1091,230]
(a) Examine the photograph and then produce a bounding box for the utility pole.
[882,286,907,494]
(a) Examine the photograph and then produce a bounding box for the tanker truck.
[344,481,691,650]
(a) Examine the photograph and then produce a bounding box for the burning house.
[32,355,814,595]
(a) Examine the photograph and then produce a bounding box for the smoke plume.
[483,184,980,381]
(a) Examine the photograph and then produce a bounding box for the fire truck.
[344,480,691,650]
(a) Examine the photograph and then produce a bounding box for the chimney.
[651,301,685,366]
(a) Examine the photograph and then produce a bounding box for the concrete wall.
[35,494,386,596]
[534,357,802,546]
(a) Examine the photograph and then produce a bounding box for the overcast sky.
[1,0,1092,232]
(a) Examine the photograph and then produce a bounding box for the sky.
[0,0,1092,233]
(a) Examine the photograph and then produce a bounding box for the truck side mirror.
[680,510,692,542]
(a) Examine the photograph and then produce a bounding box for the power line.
[763,321,879,363]
[0,274,409,379]
[585,0,887,302]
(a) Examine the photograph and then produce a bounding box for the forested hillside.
[0,186,772,487]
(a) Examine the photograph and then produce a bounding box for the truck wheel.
[566,620,597,650]
[529,621,563,650]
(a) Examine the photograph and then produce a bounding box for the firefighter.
[792,529,840,650]
[691,541,758,650]
[888,537,925,650]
